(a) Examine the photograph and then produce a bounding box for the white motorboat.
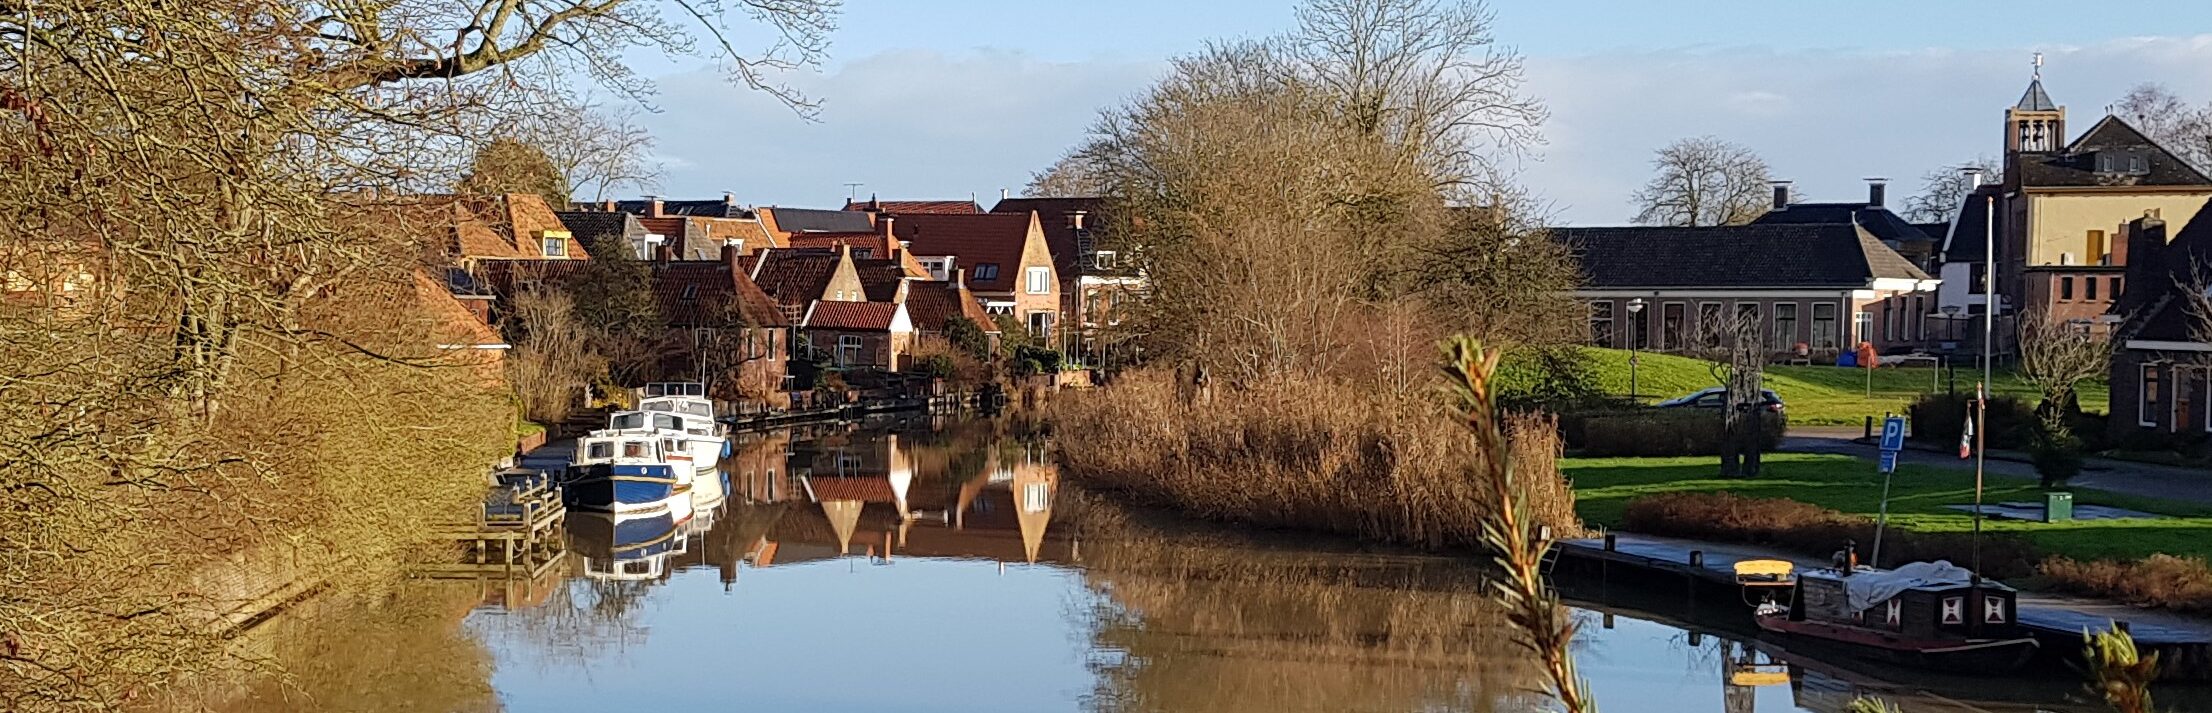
[598,411,701,490]
[638,382,726,474]
[563,432,693,513]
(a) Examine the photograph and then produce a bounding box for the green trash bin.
[2045,491,2074,523]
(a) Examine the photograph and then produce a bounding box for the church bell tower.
[2006,53,2065,154]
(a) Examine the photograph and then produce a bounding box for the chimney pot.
[724,192,735,206]
[1771,181,1792,211]
[1069,210,1087,231]
[1000,188,1009,202]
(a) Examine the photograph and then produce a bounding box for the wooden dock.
[421,470,568,581]
[1556,532,2212,679]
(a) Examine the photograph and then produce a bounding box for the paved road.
[1781,426,2212,506]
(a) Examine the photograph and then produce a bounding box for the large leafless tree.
[1902,157,2002,224]
[2114,83,2212,176]
[1631,136,1773,227]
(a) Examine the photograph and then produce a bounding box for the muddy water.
[212,417,2208,712]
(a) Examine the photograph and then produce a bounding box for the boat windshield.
[654,414,681,431]
[610,413,644,430]
[622,441,649,459]
[642,398,712,417]
[585,441,613,459]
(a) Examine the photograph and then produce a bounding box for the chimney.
[602,199,616,212]
[879,214,896,241]
[2118,211,2169,316]
[1865,178,1888,208]
[893,277,910,304]
[1068,210,1088,231]
[643,195,664,218]
[952,267,967,291]
[1771,181,1792,211]
[1000,187,1009,202]
[723,192,735,207]
[721,242,743,271]
[655,244,674,262]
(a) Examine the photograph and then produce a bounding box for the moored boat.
[638,382,726,474]
[1753,561,2039,674]
[563,433,691,513]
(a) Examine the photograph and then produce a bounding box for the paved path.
[1561,532,2212,647]
[1781,426,2212,507]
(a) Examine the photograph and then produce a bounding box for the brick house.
[649,247,794,407]
[989,196,1143,355]
[844,197,983,215]
[2109,199,2212,439]
[800,300,914,370]
[564,195,784,258]
[891,212,1060,340]
[1556,223,1939,360]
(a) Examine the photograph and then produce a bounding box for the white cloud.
[637,49,1161,207]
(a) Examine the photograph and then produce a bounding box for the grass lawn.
[1564,452,2212,562]
[1584,348,2111,426]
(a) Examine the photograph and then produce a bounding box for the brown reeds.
[2043,555,2212,614]
[1618,492,2042,578]
[1050,368,1583,552]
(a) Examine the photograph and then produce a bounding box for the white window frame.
[1026,266,1051,294]
[1027,310,1055,338]
[1022,482,1050,513]
[1883,303,1895,342]
[2141,363,2162,427]
[542,236,566,257]
[837,334,863,367]
[1812,303,1839,350]
[1772,302,1798,351]
[1853,310,1873,347]
[1094,251,1117,270]
[1658,301,1686,351]
[1588,301,1615,348]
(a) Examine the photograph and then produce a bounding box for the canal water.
[220,417,2206,712]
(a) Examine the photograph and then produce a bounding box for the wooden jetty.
[1555,532,2212,679]
[421,470,568,582]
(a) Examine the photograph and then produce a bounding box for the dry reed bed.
[1049,370,1581,551]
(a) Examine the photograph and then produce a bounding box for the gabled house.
[990,196,1142,345]
[414,193,589,267]
[552,210,650,260]
[1555,223,1939,359]
[648,247,794,406]
[571,195,783,258]
[2109,199,2212,438]
[891,212,1060,340]
[743,245,869,324]
[800,299,913,370]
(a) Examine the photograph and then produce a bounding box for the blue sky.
[621,0,2212,223]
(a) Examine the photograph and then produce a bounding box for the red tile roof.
[650,260,790,328]
[746,251,842,308]
[787,232,889,256]
[390,194,589,261]
[902,279,997,333]
[803,300,901,331]
[844,199,982,215]
[853,259,909,302]
[990,197,1103,276]
[807,477,899,503]
[890,213,1035,293]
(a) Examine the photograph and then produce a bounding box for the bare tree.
[1023,152,1109,197]
[1631,137,1773,227]
[2114,83,2212,175]
[1902,157,2001,223]
[507,288,605,424]
[1685,310,1768,477]
[2017,311,2108,417]
[524,101,665,203]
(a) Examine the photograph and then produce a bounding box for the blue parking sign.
[1879,416,1906,452]
[1879,449,1898,474]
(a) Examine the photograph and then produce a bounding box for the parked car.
[1655,387,1785,413]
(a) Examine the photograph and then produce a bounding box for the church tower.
[2006,53,2065,153]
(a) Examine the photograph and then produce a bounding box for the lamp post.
[1627,298,1647,401]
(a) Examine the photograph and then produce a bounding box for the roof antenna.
[843,182,864,201]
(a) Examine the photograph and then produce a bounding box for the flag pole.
[1974,166,1995,581]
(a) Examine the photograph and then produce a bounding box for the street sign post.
[1871,415,1906,569]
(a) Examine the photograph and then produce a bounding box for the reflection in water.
[186,418,2212,712]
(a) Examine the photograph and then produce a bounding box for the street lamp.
[1627,298,1647,401]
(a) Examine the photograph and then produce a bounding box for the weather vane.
[2032,52,2043,80]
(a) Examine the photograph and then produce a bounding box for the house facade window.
[1589,301,1615,347]
[2142,364,2163,427]
[1021,482,1050,513]
[1026,266,1051,294]
[1027,311,1055,338]
[2087,276,2100,301]
[1853,311,1873,346]
[542,236,567,257]
[2060,276,2075,301]
[1812,303,1839,350]
[837,334,863,367]
[1697,302,1724,349]
[1910,295,1924,340]
[1660,302,1685,351]
[1772,303,1798,351]
[1094,251,1117,269]
[1735,303,1761,347]
[2113,276,2125,300]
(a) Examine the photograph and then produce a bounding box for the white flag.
[1958,414,1974,459]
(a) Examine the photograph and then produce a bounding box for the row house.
[742,243,995,370]
[2109,201,2212,440]
[989,196,1144,351]
[890,212,1061,340]
[564,194,784,258]
[844,197,983,215]
[648,246,793,406]
[1558,223,1939,360]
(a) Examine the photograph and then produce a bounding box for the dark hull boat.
[1754,561,2039,675]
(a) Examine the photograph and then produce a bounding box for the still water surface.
[237,417,2205,712]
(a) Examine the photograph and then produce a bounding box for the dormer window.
[1094,250,1117,269]
[2131,154,2148,174]
[537,230,572,257]
[680,284,699,300]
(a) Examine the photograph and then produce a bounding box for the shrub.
[1571,409,1784,457]
[1493,344,1605,410]
[1908,392,2033,450]
[2028,416,2085,489]
[941,316,994,362]
[2043,555,2212,613]
[1618,492,2040,578]
[1013,345,1062,376]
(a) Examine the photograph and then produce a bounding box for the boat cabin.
[1789,568,2021,640]
[639,396,714,421]
[578,435,674,465]
[642,382,708,398]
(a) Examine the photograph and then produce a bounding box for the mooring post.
[1604,533,1617,552]
[1688,550,1703,567]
